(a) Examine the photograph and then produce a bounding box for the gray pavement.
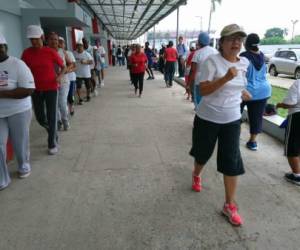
[1,67,300,250]
[268,74,294,89]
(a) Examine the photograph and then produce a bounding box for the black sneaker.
[146,76,152,80]
[285,173,300,186]
[78,99,83,105]
[85,96,91,102]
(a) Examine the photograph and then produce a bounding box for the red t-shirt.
[130,52,148,74]
[164,47,178,62]
[21,47,64,91]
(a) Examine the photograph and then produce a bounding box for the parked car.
[268,48,300,79]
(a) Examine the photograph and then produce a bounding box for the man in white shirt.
[188,32,218,107]
[73,41,94,104]
[0,33,35,190]
[276,80,300,185]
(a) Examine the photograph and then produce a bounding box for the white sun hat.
[26,25,44,39]
[0,33,7,44]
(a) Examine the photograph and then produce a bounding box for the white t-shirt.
[283,79,300,115]
[57,48,69,85]
[0,56,35,118]
[65,50,76,81]
[196,53,249,124]
[192,46,218,86]
[73,50,93,78]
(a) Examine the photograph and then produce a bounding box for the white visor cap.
[0,33,7,44]
[27,25,44,39]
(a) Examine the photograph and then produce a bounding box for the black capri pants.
[76,77,91,90]
[132,72,145,94]
[241,98,268,134]
[284,112,300,157]
[189,115,244,176]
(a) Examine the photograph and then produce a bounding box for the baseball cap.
[0,33,7,44]
[58,36,65,41]
[26,25,44,39]
[220,24,246,38]
[245,33,260,49]
[198,32,210,46]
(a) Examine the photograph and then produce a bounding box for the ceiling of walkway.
[83,0,187,40]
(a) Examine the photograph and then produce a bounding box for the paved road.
[1,67,300,250]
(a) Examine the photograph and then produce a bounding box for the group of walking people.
[0,25,106,190]
[187,24,300,226]
[1,22,299,229]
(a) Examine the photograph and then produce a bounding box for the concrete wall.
[0,9,23,57]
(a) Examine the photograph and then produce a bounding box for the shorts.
[189,115,244,176]
[76,77,91,90]
[284,112,300,157]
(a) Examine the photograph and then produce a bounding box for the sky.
[153,0,300,40]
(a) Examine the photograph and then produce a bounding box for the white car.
[269,48,300,79]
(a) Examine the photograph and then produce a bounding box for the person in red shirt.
[22,25,66,155]
[164,41,178,87]
[130,44,148,97]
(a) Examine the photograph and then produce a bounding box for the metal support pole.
[176,7,179,46]
[153,25,156,49]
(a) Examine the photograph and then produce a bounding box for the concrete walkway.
[1,67,300,250]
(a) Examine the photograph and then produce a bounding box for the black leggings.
[146,67,154,78]
[241,98,268,134]
[132,73,145,94]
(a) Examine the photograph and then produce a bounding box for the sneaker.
[151,76,155,80]
[147,76,152,80]
[0,185,8,191]
[48,147,58,155]
[192,174,202,192]
[246,141,257,151]
[62,120,70,131]
[18,171,31,179]
[222,203,243,226]
[94,89,98,97]
[101,81,104,87]
[285,173,300,186]
[85,96,91,102]
[78,99,83,105]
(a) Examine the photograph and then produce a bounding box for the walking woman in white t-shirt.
[0,34,35,190]
[189,24,251,226]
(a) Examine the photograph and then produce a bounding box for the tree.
[208,0,222,33]
[260,37,287,45]
[264,27,286,38]
[290,35,300,44]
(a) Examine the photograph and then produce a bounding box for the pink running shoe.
[222,203,243,226]
[192,174,202,192]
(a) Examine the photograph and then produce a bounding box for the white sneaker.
[48,147,58,155]
[19,171,31,179]
[94,89,98,97]
[101,81,104,87]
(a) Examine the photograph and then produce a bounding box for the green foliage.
[269,86,288,117]
[260,37,287,45]
[264,27,285,38]
[290,35,300,44]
